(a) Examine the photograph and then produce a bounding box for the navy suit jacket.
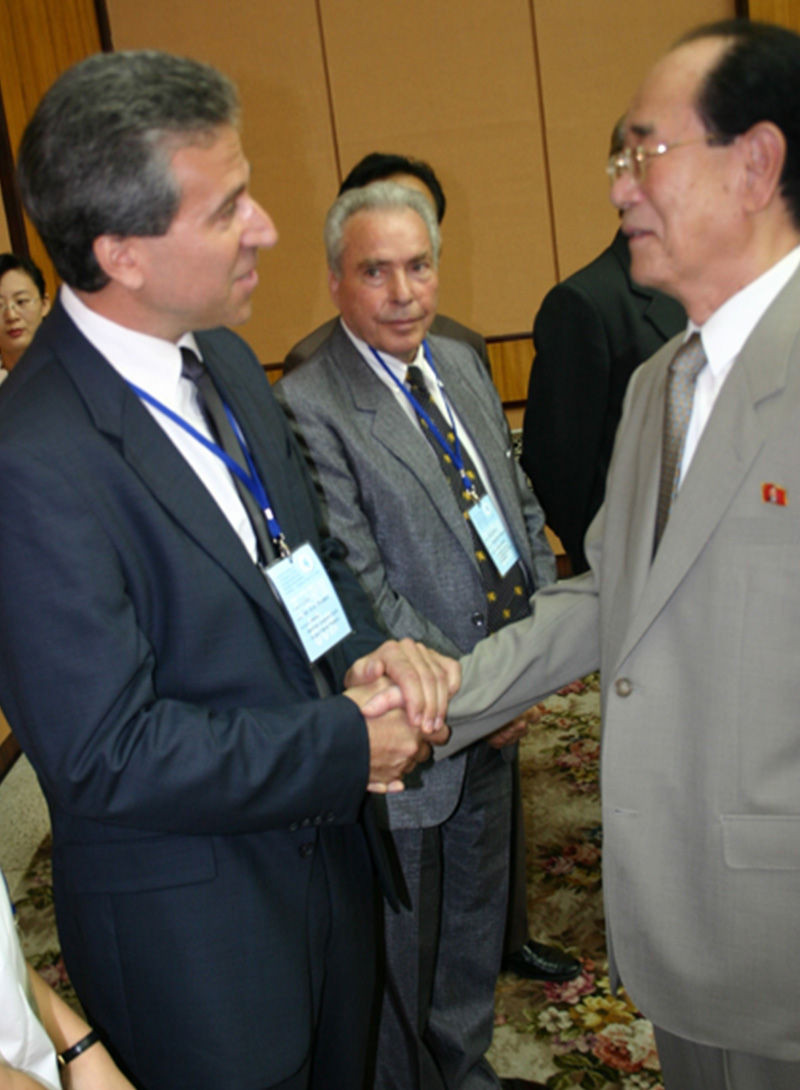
[0,300,387,1089]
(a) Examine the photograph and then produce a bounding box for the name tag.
[265,542,353,662]
[468,494,520,577]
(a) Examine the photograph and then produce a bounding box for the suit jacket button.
[615,678,633,697]
[470,612,485,629]
[289,821,299,832]
[299,843,314,859]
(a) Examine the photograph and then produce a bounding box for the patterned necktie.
[653,333,707,553]
[180,347,275,565]
[405,364,531,633]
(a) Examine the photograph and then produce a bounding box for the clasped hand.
[344,638,460,793]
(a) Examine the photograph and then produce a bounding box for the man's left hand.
[486,707,541,749]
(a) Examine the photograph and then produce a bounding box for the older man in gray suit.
[444,19,800,1090]
[276,182,574,1089]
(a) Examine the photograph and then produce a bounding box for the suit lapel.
[611,268,800,670]
[196,334,308,553]
[331,328,479,561]
[48,305,298,638]
[430,337,535,573]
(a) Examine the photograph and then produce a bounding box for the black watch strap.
[58,1028,100,1066]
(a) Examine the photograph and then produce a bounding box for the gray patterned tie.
[653,333,707,553]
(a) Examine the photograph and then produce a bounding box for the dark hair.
[610,117,626,158]
[0,253,46,297]
[17,51,240,292]
[339,152,446,223]
[679,19,800,228]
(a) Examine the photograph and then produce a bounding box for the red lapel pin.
[762,483,788,506]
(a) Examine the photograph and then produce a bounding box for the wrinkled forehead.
[624,36,729,143]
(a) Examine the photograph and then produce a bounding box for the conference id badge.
[265,542,353,662]
[468,494,520,577]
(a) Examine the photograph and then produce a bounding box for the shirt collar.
[340,319,426,391]
[690,244,800,379]
[60,285,201,403]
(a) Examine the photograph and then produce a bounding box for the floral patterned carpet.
[488,673,663,1089]
[12,673,663,1088]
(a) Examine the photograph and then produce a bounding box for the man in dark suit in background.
[277,181,578,1090]
[521,123,686,573]
[0,51,455,1090]
[283,152,491,376]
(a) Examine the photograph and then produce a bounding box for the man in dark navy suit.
[0,50,455,1090]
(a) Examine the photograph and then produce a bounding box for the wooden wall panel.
[534,0,735,287]
[320,0,555,341]
[748,0,800,31]
[487,336,533,406]
[107,0,342,365]
[101,0,733,373]
[0,0,103,286]
[0,199,9,252]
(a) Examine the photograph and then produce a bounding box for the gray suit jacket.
[283,313,492,377]
[276,325,555,827]
[446,264,800,1061]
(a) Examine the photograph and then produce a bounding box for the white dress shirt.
[680,245,800,485]
[60,287,258,560]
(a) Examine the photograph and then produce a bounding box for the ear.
[741,121,786,213]
[92,235,146,291]
[40,291,51,318]
[328,266,341,308]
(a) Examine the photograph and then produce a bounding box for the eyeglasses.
[0,295,40,316]
[606,136,726,183]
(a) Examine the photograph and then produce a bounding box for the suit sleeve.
[275,379,463,658]
[0,440,372,838]
[522,282,611,569]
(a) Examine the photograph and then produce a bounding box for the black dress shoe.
[499,1078,548,1089]
[502,939,582,982]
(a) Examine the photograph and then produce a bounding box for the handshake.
[344,638,535,793]
[343,638,459,794]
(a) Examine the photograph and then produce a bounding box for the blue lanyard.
[128,382,289,553]
[369,340,479,500]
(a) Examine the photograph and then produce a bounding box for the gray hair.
[324,181,441,277]
[17,51,240,292]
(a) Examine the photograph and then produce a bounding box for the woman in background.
[0,254,50,383]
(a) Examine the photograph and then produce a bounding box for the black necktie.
[181,348,334,696]
[405,364,531,633]
[180,347,275,566]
